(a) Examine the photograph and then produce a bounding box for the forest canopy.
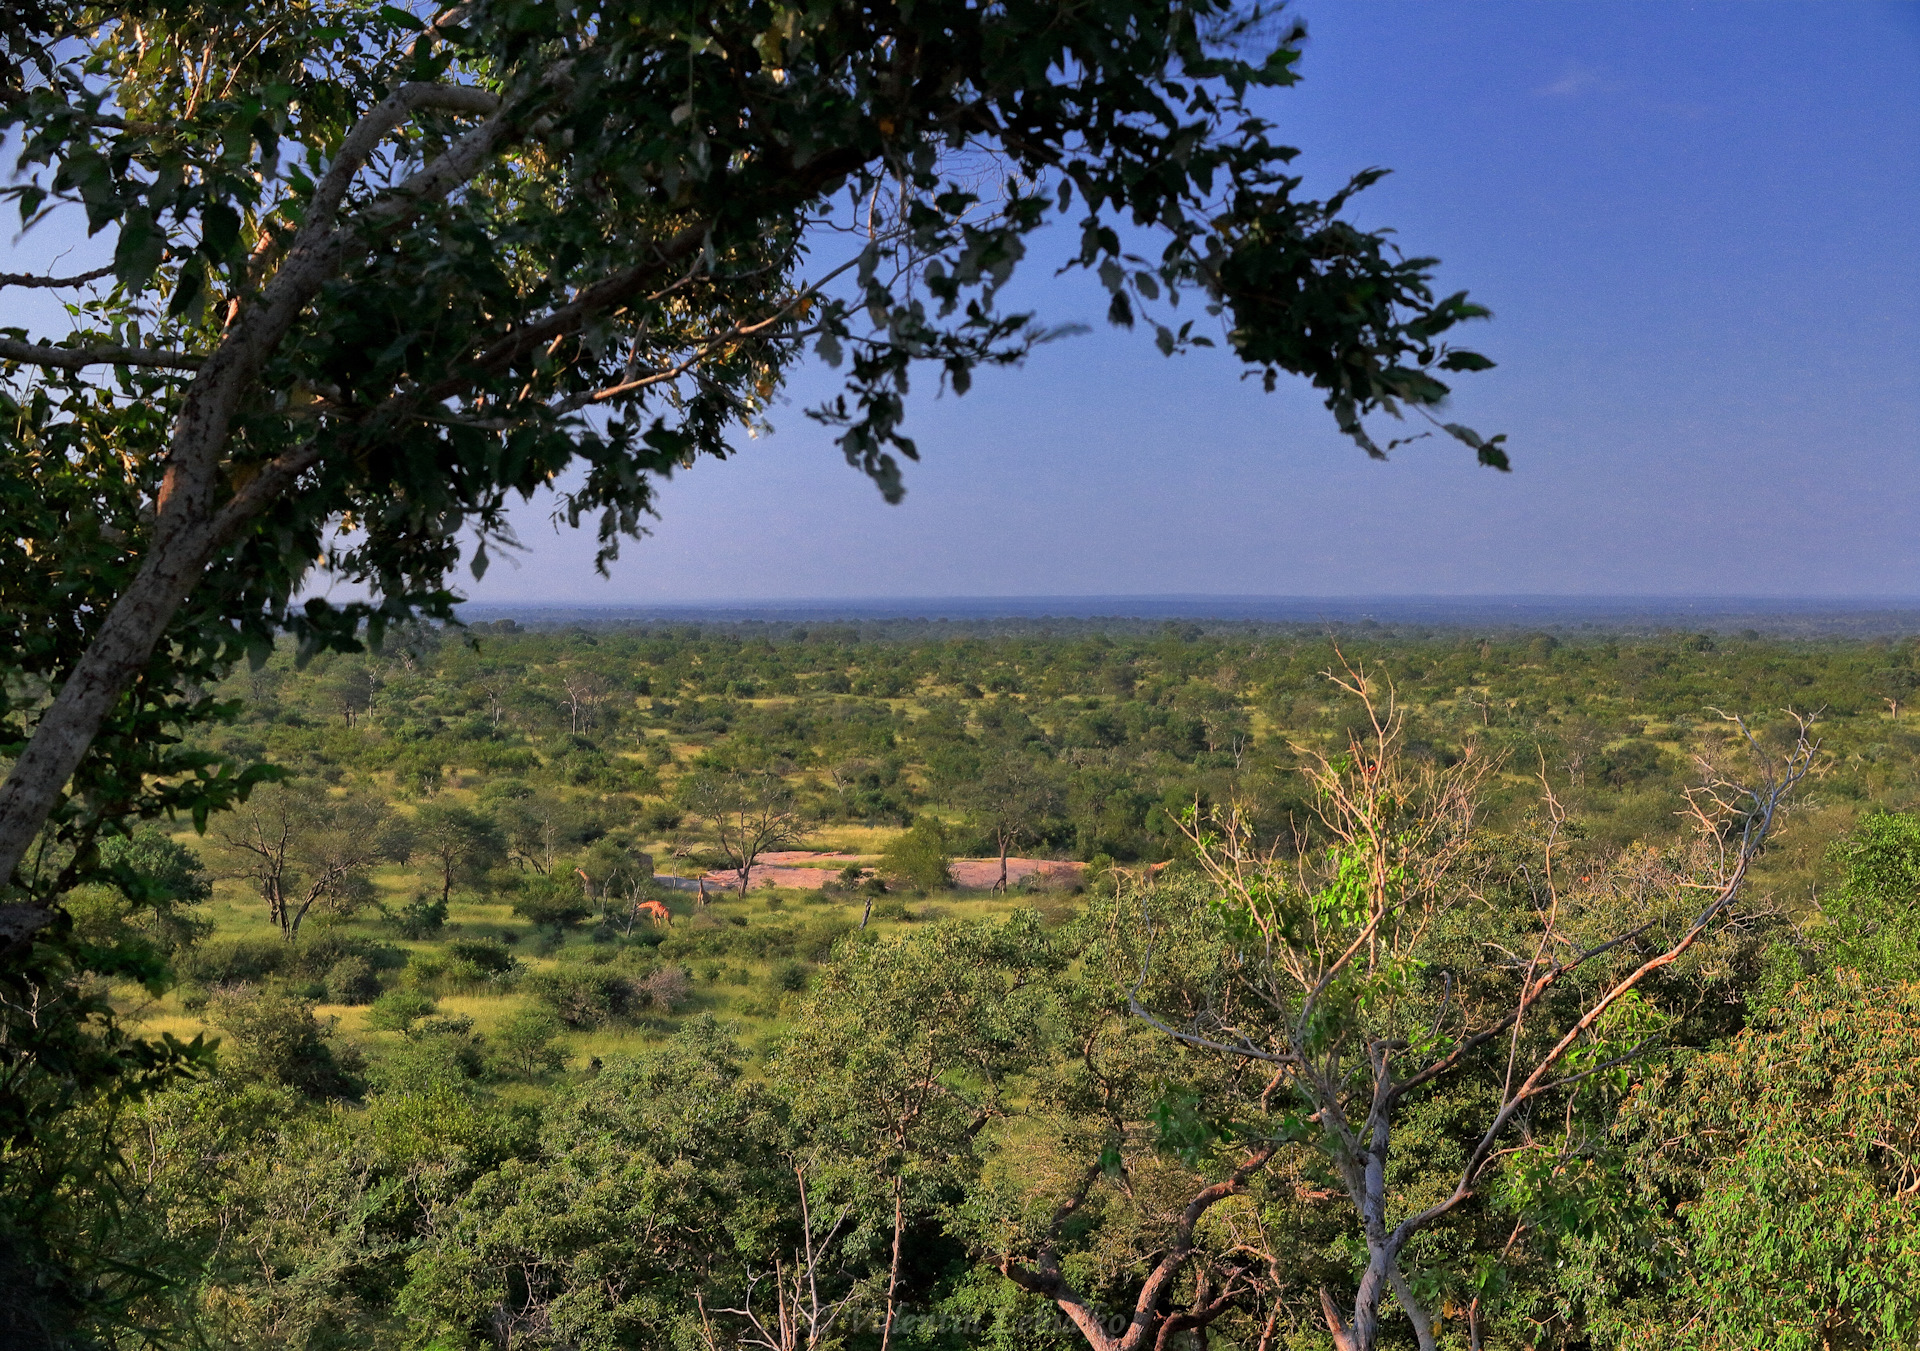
[7,620,1920,1349]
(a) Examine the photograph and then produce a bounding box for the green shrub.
[179,937,287,985]
[469,744,539,774]
[402,938,520,994]
[447,938,517,976]
[325,956,380,1005]
[367,989,438,1032]
[655,917,850,964]
[210,990,360,1098]
[490,1009,569,1078]
[770,959,811,993]
[527,966,639,1028]
[510,874,593,928]
[284,932,404,981]
[1817,811,1920,984]
[641,801,683,832]
[392,893,448,939]
[402,950,449,991]
[879,819,953,891]
[370,1015,486,1093]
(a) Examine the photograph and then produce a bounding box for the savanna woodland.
[0,4,1907,1351]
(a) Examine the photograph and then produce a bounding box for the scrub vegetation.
[15,619,1920,1350]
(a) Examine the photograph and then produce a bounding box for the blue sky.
[14,3,1920,603]
[462,0,1920,603]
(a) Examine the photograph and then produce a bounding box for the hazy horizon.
[446,593,1920,639]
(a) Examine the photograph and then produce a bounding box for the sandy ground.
[688,851,1087,892]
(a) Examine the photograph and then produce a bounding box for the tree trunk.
[879,1177,906,1351]
[1319,1288,1358,1351]
[1319,1255,1397,1351]
[0,532,212,925]
[997,836,1011,894]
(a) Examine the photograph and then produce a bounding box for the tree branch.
[305,82,501,236]
[0,264,115,289]
[0,337,202,371]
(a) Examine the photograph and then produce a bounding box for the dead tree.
[698,1167,858,1351]
[1129,659,1816,1351]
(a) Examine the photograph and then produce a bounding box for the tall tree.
[1133,676,1815,1351]
[679,768,808,897]
[775,916,1054,1351]
[409,803,507,908]
[962,750,1065,893]
[210,784,401,940]
[0,0,1503,935]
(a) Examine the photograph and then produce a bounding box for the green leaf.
[1444,423,1511,471]
[167,260,205,319]
[200,202,241,260]
[113,210,165,288]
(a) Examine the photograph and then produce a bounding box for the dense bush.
[657,918,852,963]
[526,965,641,1028]
[325,956,380,1005]
[209,990,360,1098]
[178,937,286,985]
[391,894,449,939]
[367,990,438,1033]
[508,874,593,929]
[769,959,811,993]
[489,1010,569,1078]
[879,818,954,891]
[527,960,694,1027]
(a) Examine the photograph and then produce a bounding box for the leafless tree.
[698,1167,859,1351]
[559,671,609,734]
[1128,661,1817,1351]
[475,675,511,731]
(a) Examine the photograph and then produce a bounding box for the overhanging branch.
[0,264,115,289]
[0,337,203,371]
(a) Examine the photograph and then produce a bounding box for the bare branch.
[0,337,202,371]
[0,264,115,289]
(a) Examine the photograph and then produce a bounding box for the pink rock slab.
[947,858,1087,890]
[700,857,1087,892]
